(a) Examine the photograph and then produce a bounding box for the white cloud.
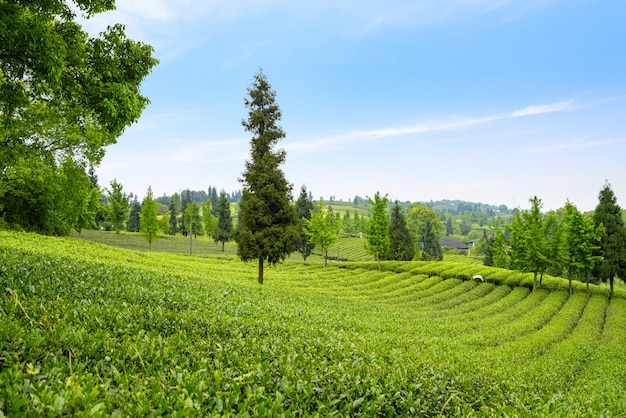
[287,98,579,153]
[524,137,614,154]
[509,100,574,117]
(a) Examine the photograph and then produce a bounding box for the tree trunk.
[221,241,225,252]
[568,271,572,297]
[258,257,264,285]
[377,256,381,271]
[585,273,590,297]
[323,249,327,268]
[610,277,614,299]
[532,271,538,291]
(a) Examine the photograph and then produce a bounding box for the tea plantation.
[1,231,625,416]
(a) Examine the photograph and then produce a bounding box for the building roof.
[439,238,469,249]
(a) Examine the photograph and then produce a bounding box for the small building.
[439,238,469,251]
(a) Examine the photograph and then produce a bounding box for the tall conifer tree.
[213,191,233,252]
[295,185,315,260]
[593,182,626,299]
[234,70,299,284]
[387,201,414,261]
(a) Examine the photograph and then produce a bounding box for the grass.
[1,230,626,415]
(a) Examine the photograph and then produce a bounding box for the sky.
[82,0,626,212]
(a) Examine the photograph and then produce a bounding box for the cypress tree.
[295,185,315,260]
[387,201,414,261]
[593,182,626,299]
[234,70,299,284]
[213,191,233,251]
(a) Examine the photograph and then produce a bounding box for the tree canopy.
[140,187,159,249]
[304,200,340,268]
[0,0,157,234]
[365,192,390,269]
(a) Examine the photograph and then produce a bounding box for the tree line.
[483,186,626,299]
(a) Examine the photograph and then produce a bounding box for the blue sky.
[84,0,626,212]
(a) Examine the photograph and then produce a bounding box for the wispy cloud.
[287,99,579,153]
[524,137,614,154]
[509,100,574,117]
[357,0,555,33]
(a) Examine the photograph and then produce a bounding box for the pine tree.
[234,70,299,284]
[127,196,141,232]
[593,182,626,299]
[295,185,315,260]
[421,218,443,261]
[213,191,233,251]
[387,201,414,261]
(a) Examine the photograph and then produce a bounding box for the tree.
[593,182,626,299]
[489,228,510,268]
[75,187,100,235]
[179,191,191,236]
[234,70,299,284]
[509,196,549,291]
[420,218,443,261]
[203,199,217,240]
[387,201,414,261]
[563,201,604,296]
[295,186,315,260]
[407,203,443,261]
[184,202,204,239]
[140,186,159,249]
[365,192,390,269]
[304,200,341,267]
[0,1,157,234]
[213,191,233,251]
[446,217,454,236]
[127,196,141,232]
[107,179,129,234]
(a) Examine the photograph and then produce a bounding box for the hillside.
[1,231,625,415]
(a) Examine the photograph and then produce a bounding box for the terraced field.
[1,231,625,416]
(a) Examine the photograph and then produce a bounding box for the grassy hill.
[1,230,625,415]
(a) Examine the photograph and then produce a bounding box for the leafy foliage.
[0,1,157,234]
[304,200,341,267]
[365,192,389,269]
[140,187,159,249]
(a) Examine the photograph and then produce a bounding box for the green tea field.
[1,230,625,416]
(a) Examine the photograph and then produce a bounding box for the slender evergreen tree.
[387,201,414,261]
[295,185,315,260]
[593,182,626,299]
[127,196,141,232]
[213,191,233,251]
[234,70,299,284]
[420,218,443,261]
